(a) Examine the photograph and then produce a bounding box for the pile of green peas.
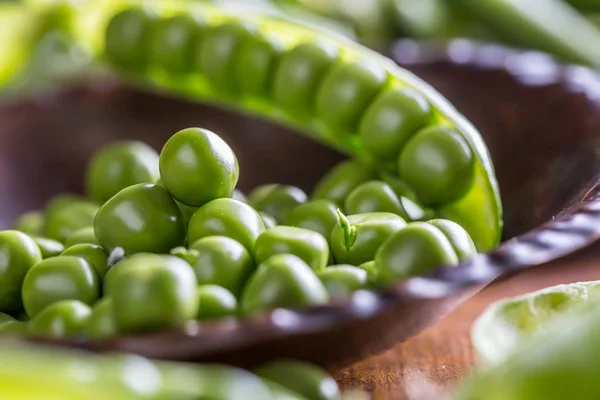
[0,125,475,339]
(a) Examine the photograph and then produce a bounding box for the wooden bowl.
[3,39,600,368]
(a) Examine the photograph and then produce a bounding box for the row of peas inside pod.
[0,126,477,340]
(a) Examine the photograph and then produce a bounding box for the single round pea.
[259,212,277,229]
[189,236,254,297]
[312,159,377,206]
[82,298,117,340]
[0,230,42,313]
[28,300,91,338]
[159,128,239,207]
[330,212,406,266]
[61,243,109,278]
[44,201,99,243]
[110,253,197,333]
[187,198,265,253]
[273,40,340,117]
[12,211,44,236]
[318,265,368,299]
[375,222,459,285]
[316,59,387,130]
[105,7,154,69]
[231,189,247,203]
[31,236,65,258]
[285,199,339,243]
[255,360,340,400]
[428,219,477,261]
[22,255,99,317]
[85,141,160,204]
[255,226,329,272]
[241,254,329,315]
[0,312,14,324]
[0,320,27,335]
[64,226,98,247]
[248,184,307,223]
[399,125,475,205]
[345,181,408,219]
[236,32,281,96]
[196,21,253,94]
[197,285,237,320]
[359,86,432,160]
[94,183,185,254]
[147,14,203,73]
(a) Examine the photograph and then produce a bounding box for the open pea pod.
[471,281,600,366]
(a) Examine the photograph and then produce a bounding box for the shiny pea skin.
[241,254,329,315]
[311,159,377,206]
[187,198,265,253]
[94,183,186,254]
[0,231,43,313]
[31,236,65,258]
[0,320,27,335]
[316,59,387,130]
[64,226,98,247]
[318,265,368,299]
[358,86,432,160]
[12,211,44,236]
[22,255,100,318]
[160,128,239,207]
[375,222,459,286]
[255,226,329,272]
[248,184,307,224]
[189,236,254,297]
[85,141,160,204]
[255,360,340,400]
[82,298,117,340]
[344,181,408,219]
[399,125,475,205]
[197,285,237,320]
[27,300,91,338]
[231,189,247,203]
[272,40,339,117]
[429,219,476,261]
[236,32,281,96]
[260,212,277,229]
[61,243,109,278]
[110,254,197,333]
[105,7,154,69]
[44,201,99,243]
[285,199,339,243]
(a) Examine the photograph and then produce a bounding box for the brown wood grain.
[334,255,600,399]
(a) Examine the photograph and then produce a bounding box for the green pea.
[43,194,86,219]
[358,260,376,275]
[110,253,197,333]
[0,312,14,324]
[236,32,281,96]
[285,199,338,243]
[0,230,42,313]
[176,200,198,226]
[197,285,237,320]
[82,298,117,340]
[316,59,387,130]
[94,183,186,254]
[44,201,99,243]
[429,219,476,261]
[28,300,91,338]
[255,226,329,272]
[344,181,408,219]
[318,265,368,299]
[311,159,377,206]
[241,254,328,315]
[22,255,100,318]
[159,128,239,207]
[85,141,160,204]
[263,380,308,400]
[196,21,253,94]
[64,226,98,247]
[399,125,475,205]
[358,86,432,160]
[260,212,277,229]
[31,236,65,258]
[61,243,109,278]
[374,222,460,286]
[189,236,254,297]
[105,7,154,69]
[147,14,203,73]
[255,360,340,400]
[231,189,247,203]
[330,212,406,266]
[12,211,44,236]
[273,40,339,117]
[187,198,265,253]
[0,320,27,335]
[248,184,307,223]
[169,246,200,266]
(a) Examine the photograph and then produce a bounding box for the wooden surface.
[334,252,600,399]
